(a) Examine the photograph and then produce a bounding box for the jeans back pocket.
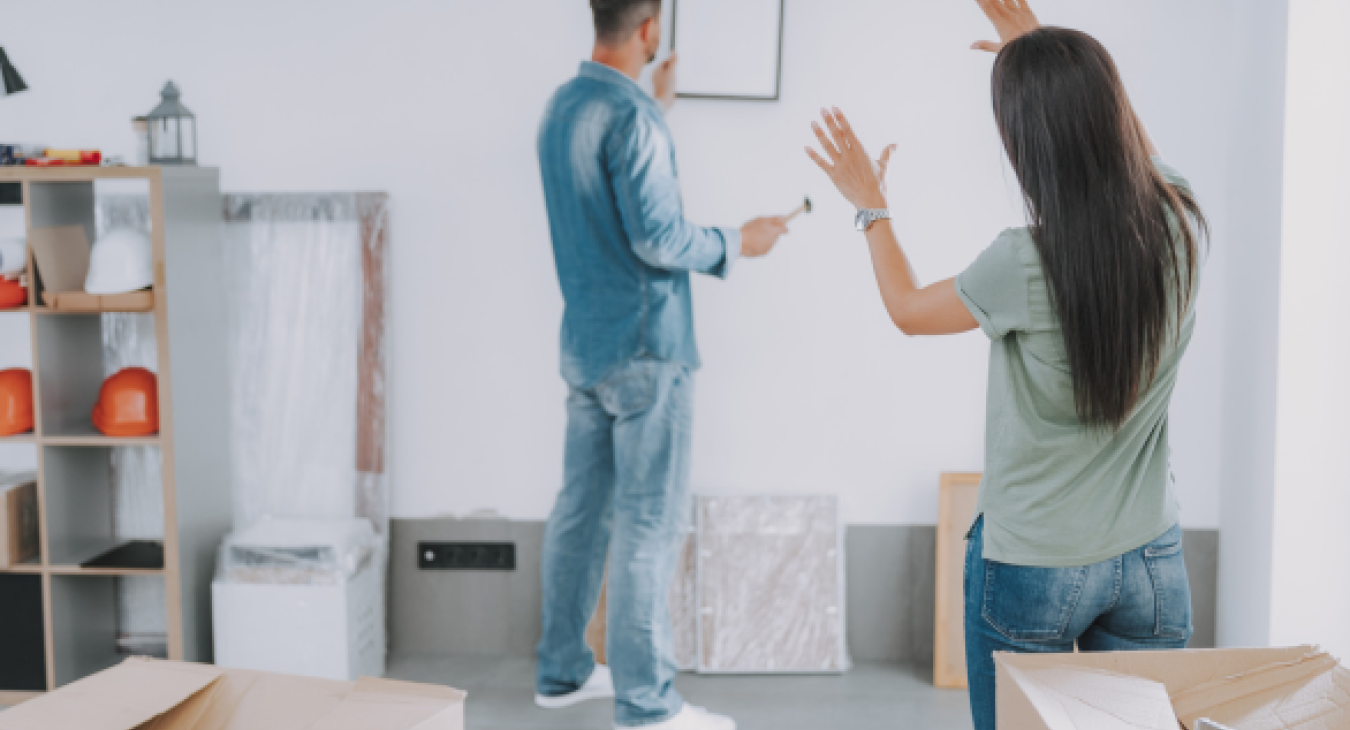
[982,561,1088,643]
[1143,536,1192,639]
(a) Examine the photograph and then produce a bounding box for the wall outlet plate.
[418,542,516,571]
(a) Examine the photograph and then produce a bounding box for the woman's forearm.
[863,220,922,330]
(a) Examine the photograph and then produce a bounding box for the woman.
[806,2,1207,728]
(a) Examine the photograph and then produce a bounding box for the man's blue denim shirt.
[539,61,741,389]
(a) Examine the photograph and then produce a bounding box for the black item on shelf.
[0,574,47,691]
[82,540,165,570]
[0,181,19,205]
[0,48,26,96]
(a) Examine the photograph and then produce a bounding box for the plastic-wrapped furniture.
[696,495,849,674]
[211,517,385,681]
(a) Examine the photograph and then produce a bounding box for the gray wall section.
[390,519,543,656]
[389,519,1218,661]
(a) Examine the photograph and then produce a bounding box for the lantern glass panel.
[180,118,196,160]
[150,118,181,160]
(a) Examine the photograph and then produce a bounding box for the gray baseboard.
[389,519,1218,661]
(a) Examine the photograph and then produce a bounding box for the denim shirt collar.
[579,60,647,99]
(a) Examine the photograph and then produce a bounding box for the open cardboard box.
[0,476,39,567]
[0,657,465,730]
[998,645,1350,730]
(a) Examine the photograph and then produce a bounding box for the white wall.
[1268,0,1350,660]
[0,0,1267,527]
[1216,0,1288,650]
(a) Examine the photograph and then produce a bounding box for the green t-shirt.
[955,159,1197,567]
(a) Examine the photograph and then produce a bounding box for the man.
[534,2,788,729]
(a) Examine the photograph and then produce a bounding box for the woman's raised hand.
[806,107,895,211]
[972,0,1041,53]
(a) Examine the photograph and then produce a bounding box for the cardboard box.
[42,289,155,312]
[0,657,466,730]
[0,473,38,567]
[997,645,1350,730]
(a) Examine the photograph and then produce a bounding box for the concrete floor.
[386,654,974,730]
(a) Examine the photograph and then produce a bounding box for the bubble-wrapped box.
[695,495,849,674]
[211,517,385,681]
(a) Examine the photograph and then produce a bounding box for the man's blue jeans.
[964,516,1193,730]
[536,358,692,727]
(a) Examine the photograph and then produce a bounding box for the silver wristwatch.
[855,208,891,232]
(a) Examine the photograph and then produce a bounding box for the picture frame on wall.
[671,0,785,101]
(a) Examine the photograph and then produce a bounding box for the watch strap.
[856,208,891,232]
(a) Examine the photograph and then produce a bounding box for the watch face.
[854,210,867,231]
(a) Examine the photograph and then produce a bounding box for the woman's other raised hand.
[972,0,1041,53]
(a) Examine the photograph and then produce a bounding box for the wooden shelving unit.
[0,167,232,702]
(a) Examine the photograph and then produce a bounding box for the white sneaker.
[535,664,616,709]
[615,704,737,730]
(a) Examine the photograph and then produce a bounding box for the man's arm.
[607,110,786,275]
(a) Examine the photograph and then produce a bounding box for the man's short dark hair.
[591,0,661,45]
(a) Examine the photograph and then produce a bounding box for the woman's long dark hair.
[992,28,1207,430]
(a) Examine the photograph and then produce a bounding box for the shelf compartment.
[34,314,105,437]
[0,311,35,434]
[50,574,122,686]
[42,445,164,571]
[25,181,96,309]
[35,314,161,439]
[51,572,167,686]
[0,573,48,691]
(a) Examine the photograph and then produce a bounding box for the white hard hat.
[0,238,24,276]
[85,228,153,295]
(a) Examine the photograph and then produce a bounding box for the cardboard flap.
[215,673,352,730]
[140,667,263,730]
[1005,663,1181,730]
[28,225,90,293]
[351,677,467,702]
[0,658,222,730]
[1172,651,1350,730]
[1117,646,1322,697]
[306,677,466,730]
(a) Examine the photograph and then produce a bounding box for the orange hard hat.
[0,279,25,309]
[0,369,33,436]
[92,367,159,437]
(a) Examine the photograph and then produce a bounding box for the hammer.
[785,196,813,223]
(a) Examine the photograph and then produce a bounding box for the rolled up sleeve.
[955,230,1032,341]
[607,110,737,278]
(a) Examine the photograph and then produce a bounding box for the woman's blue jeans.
[963,516,1193,730]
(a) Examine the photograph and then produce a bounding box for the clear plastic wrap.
[221,193,390,538]
[220,517,377,586]
[695,495,849,673]
[98,189,167,658]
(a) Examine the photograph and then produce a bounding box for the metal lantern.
[146,81,197,166]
